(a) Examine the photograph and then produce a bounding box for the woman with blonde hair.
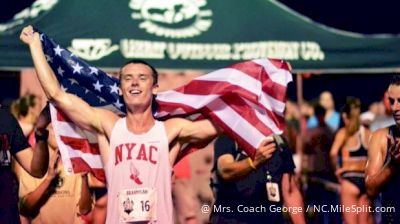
[330,97,373,224]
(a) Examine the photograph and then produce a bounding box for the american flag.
[39,30,292,182]
[39,31,125,183]
[155,59,292,158]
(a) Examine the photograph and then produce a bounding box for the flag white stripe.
[157,92,220,111]
[158,92,282,135]
[243,98,283,134]
[157,88,285,119]
[195,68,262,94]
[55,121,98,143]
[50,104,74,175]
[68,155,103,169]
[253,59,293,86]
[158,77,286,116]
[207,98,267,149]
[50,104,103,176]
[59,142,103,169]
[259,92,286,116]
[176,68,287,113]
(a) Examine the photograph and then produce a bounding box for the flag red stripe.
[56,109,71,122]
[168,80,258,102]
[157,80,285,119]
[268,58,291,71]
[220,95,276,136]
[157,92,284,133]
[260,68,288,103]
[157,99,280,155]
[169,71,287,104]
[70,157,106,182]
[227,93,285,129]
[201,107,257,158]
[228,60,288,101]
[156,101,198,119]
[59,135,100,155]
[208,118,256,158]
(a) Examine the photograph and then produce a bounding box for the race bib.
[118,188,157,222]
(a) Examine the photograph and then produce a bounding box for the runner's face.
[120,63,157,109]
[388,84,400,125]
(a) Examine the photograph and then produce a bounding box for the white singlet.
[105,118,173,224]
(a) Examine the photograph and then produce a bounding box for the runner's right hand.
[20,25,40,46]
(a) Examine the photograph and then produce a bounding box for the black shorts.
[93,187,107,200]
[342,175,366,195]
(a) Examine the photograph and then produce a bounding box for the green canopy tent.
[1,0,400,73]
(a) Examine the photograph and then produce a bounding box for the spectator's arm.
[78,174,94,215]
[20,176,55,216]
[20,152,60,216]
[15,105,51,178]
[282,173,306,224]
[217,154,255,181]
[329,128,345,171]
[218,138,276,181]
[365,128,396,198]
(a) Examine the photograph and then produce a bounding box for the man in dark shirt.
[210,135,305,224]
[0,106,49,224]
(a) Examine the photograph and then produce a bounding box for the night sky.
[279,0,400,35]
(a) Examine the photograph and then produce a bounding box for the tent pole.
[295,73,304,172]
[296,73,303,106]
